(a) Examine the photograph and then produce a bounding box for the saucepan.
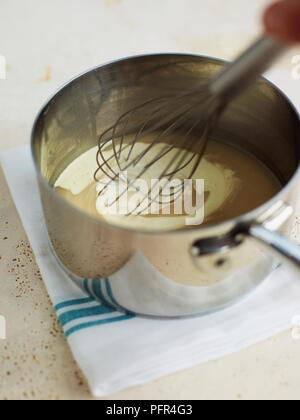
[31,54,300,317]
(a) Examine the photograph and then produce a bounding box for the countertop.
[0,0,300,400]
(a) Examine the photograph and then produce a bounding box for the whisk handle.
[210,36,288,102]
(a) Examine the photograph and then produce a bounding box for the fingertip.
[264,0,300,43]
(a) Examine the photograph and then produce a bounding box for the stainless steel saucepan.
[31,54,300,317]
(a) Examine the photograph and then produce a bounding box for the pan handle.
[191,203,300,276]
[246,225,300,274]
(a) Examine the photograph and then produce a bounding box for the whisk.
[95,2,298,216]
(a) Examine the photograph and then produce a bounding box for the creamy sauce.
[55,139,282,231]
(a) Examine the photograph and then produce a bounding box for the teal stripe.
[58,305,115,327]
[104,278,134,315]
[83,278,89,294]
[104,278,120,307]
[92,279,106,303]
[65,314,134,337]
[55,297,94,312]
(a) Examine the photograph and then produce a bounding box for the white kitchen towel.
[1,145,300,398]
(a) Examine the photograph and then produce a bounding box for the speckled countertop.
[1,0,300,400]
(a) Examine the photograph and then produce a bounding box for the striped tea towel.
[1,145,300,398]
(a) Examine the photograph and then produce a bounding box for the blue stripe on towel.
[54,277,136,338]
[65,314,134,337]
[92,278,133,315]
[104,278,121,308]
[58,304,116,327]
[104,278,135,316]
[54,297,94,311]
[83,278,90,295]
[92,279,107,303]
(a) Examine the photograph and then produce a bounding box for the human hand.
[264,0,300,43]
